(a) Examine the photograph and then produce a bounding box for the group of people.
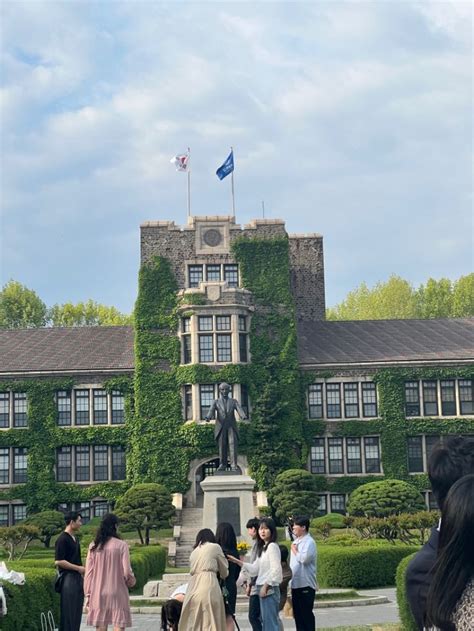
[406,435,474,631]
[163,515,317,631]
[55,511,135,631]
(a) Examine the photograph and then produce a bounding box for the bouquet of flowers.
[237,541,250,555]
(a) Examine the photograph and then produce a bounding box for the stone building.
[0,216,472,524]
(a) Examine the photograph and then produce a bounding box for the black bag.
[54,571,64,594]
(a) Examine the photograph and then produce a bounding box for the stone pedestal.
[201,474,256,540]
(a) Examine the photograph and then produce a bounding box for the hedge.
[318,544,419,588]
[311,513,345,529]
[130,544,167,590]
[396,552,418,631]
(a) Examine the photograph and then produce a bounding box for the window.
[182,335,192,364]
[198,316,213,331]
[56,447,72,482]
[407,437,423,473]
[459,379,473,415]
[182,317,191,333]
[216,316,231,331]
[238,316,247,331]
[0,505,8,526]
[184,385,193,421]
[308,385,323,419]
[362,383,377,417]
[317,495,327,515]
[326,384,341,419]
[330,494,346,515]
[310,438,326,474]
[13,448,27,483]
[0,393,9,428]
[425,435,441,460]
[75,390,90,425]
[200,385,215,420]
[111,391,125,424]
[239,334,248,362]
[188,265,203,288]
[199,335,214,362]
[346,437,362,473]
[344,383,359,418]
[364,437,381,473]
[427,492,438,511]
[93,445,108,481]
[0,448,9,484]
[405,382,420,416]
[216,334,232,362]
[57,391,72,426]
[440,380,456,416]
[240,385,249,417]
[423,381,438,416]
[93,501,109,517]
[77,501,91,523]
[13,393,27,427]
[223,264,239,287]
[12,504,26,524]
[112,446,126,480]
[75,446,90,481]
[93,389,108,425]
[206,265,221,281]
[328,438,343,474]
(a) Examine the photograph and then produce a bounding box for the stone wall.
[289,234,326,321]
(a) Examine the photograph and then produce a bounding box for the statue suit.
[205,385,246,471]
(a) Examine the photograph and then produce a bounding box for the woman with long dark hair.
[228,518,282,631]
[178,528,229,630]
[426,474,474,630]
[216,522,240,630]
[84,513,136,631]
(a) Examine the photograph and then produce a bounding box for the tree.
[452,273,474,317]
[0,524,40,560]
[415,278,453,318]
[0,280,47,328]
[115,483,174,545]
[49,300,132,326]
[347,479,425,517]
[268,469,320,524]
[24,510,64,548]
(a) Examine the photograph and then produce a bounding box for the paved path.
[81,588,399,630]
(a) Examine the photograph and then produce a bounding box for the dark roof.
[297,318,474,367]
[0,326,134,375]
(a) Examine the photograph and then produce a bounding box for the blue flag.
[216,150,234,180]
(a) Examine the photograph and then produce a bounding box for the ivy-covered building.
[0,216,473,524]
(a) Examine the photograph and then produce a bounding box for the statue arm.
[234,400,247,420]
[205,401,217,421]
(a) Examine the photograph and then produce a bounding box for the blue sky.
[1,1,472,314]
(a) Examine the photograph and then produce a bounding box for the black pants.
[60,572,84,631]
[292,587,316,631]
[249,593,262,631]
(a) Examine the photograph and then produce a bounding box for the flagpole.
[187,147,191,217]
[230,146,235,217]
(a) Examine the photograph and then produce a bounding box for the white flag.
[170,151,190,172]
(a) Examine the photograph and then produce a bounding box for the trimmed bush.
[268,469,321,523]
[347,479,425,517]
[130,544,167,590]
[396,552,418,631]
[318,544,419,588]
[311,513,345,529]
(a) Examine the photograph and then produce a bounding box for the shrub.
[318,544,419,588]
[2,566,59,631]
[0,525,40,560]
[268,469,320,523]
[345,511,440,545]
[130,544,167,590]
[396,553,418,631]
[347,480,425,517]
[24,511,65,548]
[311,513,345,529]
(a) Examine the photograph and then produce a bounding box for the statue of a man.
[205,383,246,472]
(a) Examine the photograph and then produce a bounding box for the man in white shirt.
[290,515,317,631]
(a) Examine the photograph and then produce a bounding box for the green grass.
[316,626,400,631]
[316,590,361,601]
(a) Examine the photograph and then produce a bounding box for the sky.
[1,1,472,314]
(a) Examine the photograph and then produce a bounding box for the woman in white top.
[228,518,282,631]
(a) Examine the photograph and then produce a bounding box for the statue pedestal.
[200,474,256,539]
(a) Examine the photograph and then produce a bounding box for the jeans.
[257,584,280,631]
[249,593,262,631]
[291,586,316,631]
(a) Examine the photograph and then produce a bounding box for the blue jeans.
[257,584,280,631]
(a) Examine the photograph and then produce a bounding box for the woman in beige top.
[178,528,229,631]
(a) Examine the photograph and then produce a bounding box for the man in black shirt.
[55,511,85,631]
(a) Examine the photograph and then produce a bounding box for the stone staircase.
[175,506,203,567]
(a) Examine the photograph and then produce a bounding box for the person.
[278,545,292,631]
[238,518,262,631]
[228,517,282,631]
[54,510,85,631]
[84,513,136,631]
[178,528,229,631]
[205,382,246,471]
[161,599,183,631]
[216,522,240,631]
[169,583,188,603]
[425,474,474,630]
[290,515,317,631]
[406,436,474,630]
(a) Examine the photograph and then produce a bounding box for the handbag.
[41,611,58,631]
[53,571,64,594]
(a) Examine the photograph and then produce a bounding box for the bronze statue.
[205,382,246,472]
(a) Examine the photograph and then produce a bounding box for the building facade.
[0,216,472,524]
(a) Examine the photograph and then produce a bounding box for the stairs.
[175,507,203,567]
